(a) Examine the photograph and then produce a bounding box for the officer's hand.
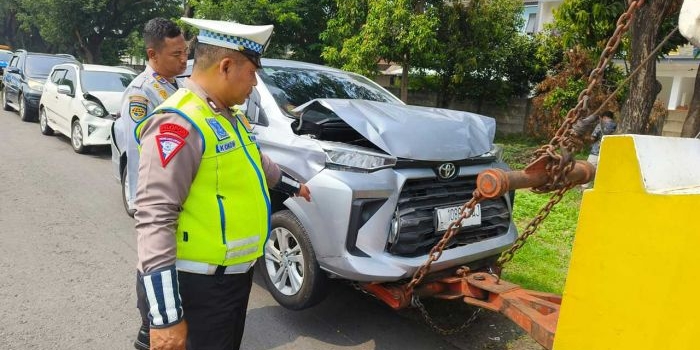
[296,183,311,202]
[150,319,187,350]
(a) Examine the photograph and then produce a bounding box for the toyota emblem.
[437,163,457,180]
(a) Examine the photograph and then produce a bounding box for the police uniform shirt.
[119,64,181,209]
[134,78,282,273]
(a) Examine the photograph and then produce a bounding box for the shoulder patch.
[158,89,169,99]
[156,134,185,167]
[129,97,149,122]
[159,123,189,139]
[206,118,230,141]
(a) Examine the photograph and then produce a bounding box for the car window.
[17,54,25,71]
[238,88,267,126]
[51,69,67,84]
[258,65,401,116]
[9,56,18,67]
[25,55,73,78]
[81,70,136,92]
[62,68,77,95]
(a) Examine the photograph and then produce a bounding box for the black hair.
[193,41,248,70]
[601,110,614,119]
[143,18,182,51]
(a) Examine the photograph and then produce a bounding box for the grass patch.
[495,134,585,295]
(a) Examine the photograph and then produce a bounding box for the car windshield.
[258,65,401,115]
[26,55,72,78]
[81,70,136,92]
[0,51,12,62]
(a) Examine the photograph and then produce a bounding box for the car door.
[3,55,20,103]
[54,67,77,134]
[43,68,64,120]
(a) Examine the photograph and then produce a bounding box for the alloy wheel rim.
[264,227,305,296]
[40,110,47,131]
[123,168,132,208]
[19,97,24,117]
[72,123,82,149]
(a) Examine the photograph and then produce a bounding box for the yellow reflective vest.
[136,88,270,266]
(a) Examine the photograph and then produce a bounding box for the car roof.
[261,58,346,73]
[52,63,136,75]
[82,64,136,74]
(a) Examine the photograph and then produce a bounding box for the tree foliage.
[1,0,181,63]
[322,0,440,101]
[430,0,547,110]
[188,0,336,64]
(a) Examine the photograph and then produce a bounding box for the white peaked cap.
[180,17,274,55]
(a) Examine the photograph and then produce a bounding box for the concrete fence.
[386,88,529,135]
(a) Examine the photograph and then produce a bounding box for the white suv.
[39,63,136,153]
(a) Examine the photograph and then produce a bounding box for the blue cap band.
[198,29,264,54]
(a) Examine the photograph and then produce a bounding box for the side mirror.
[6,67,19,74]
[57,85,72,95]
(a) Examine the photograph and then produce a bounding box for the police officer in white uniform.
[118,18,188,217]
[117,17,188,350]
[133,18,310,350]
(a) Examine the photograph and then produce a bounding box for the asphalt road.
[0,107,540,350]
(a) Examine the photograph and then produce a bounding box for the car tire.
[258,210,328,310]
[121,166,136,218]
[39,107,54,136]
[71,120,87,154]
[1,88,11,111]
[19,93,31,122]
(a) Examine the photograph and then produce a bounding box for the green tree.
[15,0,181,63]
[188,0,335,64]
[0,0,51,52]
[322,0,440,102]
[430,0,546,111]
[552,0,686,135]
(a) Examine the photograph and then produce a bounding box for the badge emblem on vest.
[216,140,236,153]
[206,118,230,141]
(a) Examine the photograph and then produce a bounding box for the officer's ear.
[146,48,157,61]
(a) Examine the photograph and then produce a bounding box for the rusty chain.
[405,0,644,294]
[413,295,483,335]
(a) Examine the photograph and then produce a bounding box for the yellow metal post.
[553,135,700,349]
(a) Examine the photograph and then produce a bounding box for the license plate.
[435,204,481,232]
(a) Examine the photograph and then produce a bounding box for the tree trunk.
[400,53,409,103]
[681,62,700,137]
[618,0,678,135]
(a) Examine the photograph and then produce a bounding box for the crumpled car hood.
[87,91,124,115]
[294,99,496,160]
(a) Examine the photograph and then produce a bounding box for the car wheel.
[258,210,328,310]
[1,88,11,111]
[19,94,31,122]
[39,107,54,136]
[71,120,87,154]
[121,166,136,218]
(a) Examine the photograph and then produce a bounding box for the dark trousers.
[136,269,254,350]
[136,271,150,328]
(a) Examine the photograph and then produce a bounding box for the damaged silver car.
[242,59,518,310]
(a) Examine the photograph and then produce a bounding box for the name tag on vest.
[216,140,236,153]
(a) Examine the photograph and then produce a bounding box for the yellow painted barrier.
[553,135,700,350]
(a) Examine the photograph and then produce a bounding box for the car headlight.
[27,78,44,91]
[82,100,106,117]
[477,144,504,162]
[320,142,396,172]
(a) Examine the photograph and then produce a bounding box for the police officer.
[117,17,188,350]
[134,18,310,350]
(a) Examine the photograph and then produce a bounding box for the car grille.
[387,176,511,257]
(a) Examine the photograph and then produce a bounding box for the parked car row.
[1,49,136,153]
[1,50,518,311]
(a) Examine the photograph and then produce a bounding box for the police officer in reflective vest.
[133,17,310,350]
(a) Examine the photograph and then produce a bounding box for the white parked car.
[39,63,136,153]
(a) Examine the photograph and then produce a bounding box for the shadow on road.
[246,273,540,350]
